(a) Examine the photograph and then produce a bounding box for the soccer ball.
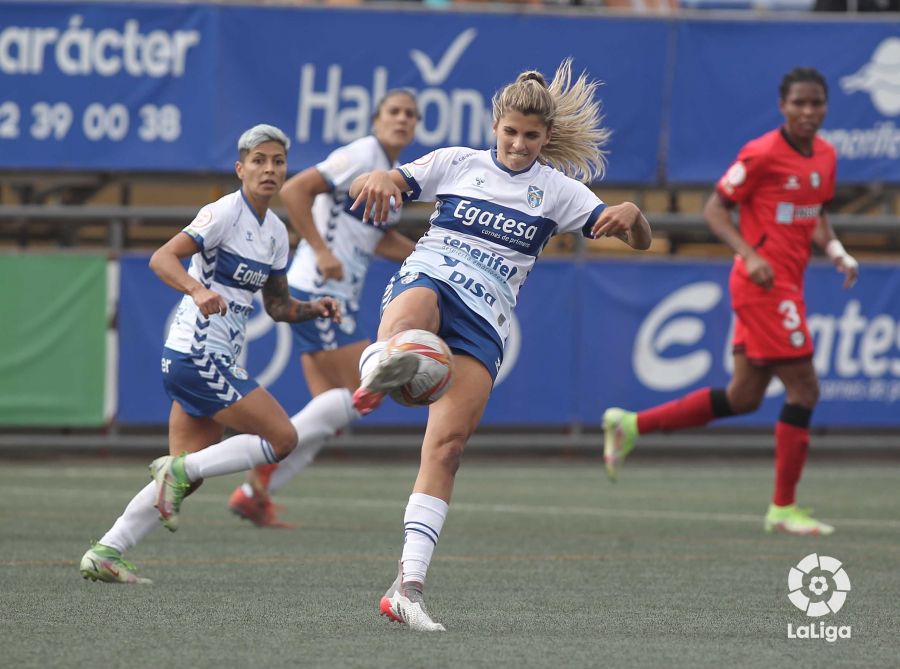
[385,329,453,407]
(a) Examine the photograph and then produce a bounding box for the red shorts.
[731,296,813,366]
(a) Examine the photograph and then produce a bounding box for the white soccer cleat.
[352,348,419,415]
[364,347,420,393]
[383,590,446,632]
[379,564,446,632]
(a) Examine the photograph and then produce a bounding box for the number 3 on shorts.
[778,300,801,330]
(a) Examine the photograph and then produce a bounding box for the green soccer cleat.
[602,408,638,482]
[79,543,152,584]
[764,504,835,536]
[150,453,190,532]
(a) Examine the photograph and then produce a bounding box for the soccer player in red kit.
[602,67,859,536]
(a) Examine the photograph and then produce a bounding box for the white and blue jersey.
[164,189,291,360]
[287,135,400,312]
[398,147,605,345]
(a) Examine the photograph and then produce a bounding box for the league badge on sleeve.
[721,161,746,195]
[189,208,213,230]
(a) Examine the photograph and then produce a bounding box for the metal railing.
[2,204,898,251]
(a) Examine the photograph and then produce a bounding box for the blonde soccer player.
[349,60,651,630]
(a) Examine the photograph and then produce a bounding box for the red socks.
[772,405,812,506]
[636,388,813,507]
[637,388,717,434]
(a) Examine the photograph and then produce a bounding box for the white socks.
[99,424,292,554]
[99,481,159,554]
[358,341,387,382]
[401,492,449,585]
[183,433,279,480]
[269,388,360,494]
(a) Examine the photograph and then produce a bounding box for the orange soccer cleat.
[227,485,295,529]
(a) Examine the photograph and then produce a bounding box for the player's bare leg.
[380,356,490,632]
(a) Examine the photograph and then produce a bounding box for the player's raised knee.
[269,424,300,459]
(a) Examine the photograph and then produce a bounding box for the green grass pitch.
[2,456,897,668]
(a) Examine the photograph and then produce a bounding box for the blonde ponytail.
[492,59,609,182]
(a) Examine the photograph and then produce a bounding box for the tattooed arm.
[262,274,341,324]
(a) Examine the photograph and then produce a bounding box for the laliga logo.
[788,553,851,616]
[633,282,721,391]
[787,553,852,643]
[841,37,900,117]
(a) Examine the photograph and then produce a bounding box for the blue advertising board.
[117,256,900,428]
[0,2,667,183]
[117,253,576,426]
[215,7,669,184]
[667,20,900,184]
[0,2,216,170]
[580,258,900,427]
[3,2,898,183]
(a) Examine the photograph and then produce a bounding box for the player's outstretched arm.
[349,169,407,226]
[262,274,342,324]
[281,167,344,281]
[590,202,652,250]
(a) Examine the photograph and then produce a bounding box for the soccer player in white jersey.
[348,60,653,631]
[79,125,340,584]
[227,92,420,527]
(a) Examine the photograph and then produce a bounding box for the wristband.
[825,239,848,260]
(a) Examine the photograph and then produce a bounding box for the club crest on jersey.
[810,171,821,188]
[245,231,254,241]
[526,185,544,209]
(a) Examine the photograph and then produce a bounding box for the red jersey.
[716,128,836,299]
